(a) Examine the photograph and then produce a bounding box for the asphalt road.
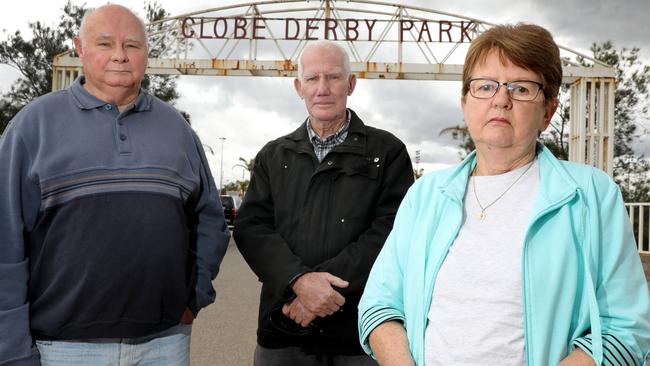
[190,238,261,366]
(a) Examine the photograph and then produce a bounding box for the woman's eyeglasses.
[467,78,544,101]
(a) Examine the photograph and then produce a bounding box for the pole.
[219,137,226,193]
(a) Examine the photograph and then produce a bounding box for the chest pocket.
[338,157,380,180]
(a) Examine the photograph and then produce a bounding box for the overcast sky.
[1,0,649,186]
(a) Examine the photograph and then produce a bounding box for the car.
[220,195,241,228]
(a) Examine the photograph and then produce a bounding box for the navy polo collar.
[69,76,152,112]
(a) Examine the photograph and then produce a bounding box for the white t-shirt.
[425,160,540,366]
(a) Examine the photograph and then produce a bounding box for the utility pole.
[219,137,226,193]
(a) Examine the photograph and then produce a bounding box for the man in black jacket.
[234,40,414,365]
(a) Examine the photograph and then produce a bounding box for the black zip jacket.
[234,110,413,355]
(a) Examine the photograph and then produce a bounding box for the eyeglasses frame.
[467,78,545,101]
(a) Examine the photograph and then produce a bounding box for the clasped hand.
[282,272,349,327]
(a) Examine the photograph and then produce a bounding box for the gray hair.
[78,4,147,47]
[296,40,351,79]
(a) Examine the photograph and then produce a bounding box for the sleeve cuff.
[358,306,406,356]
[572,333,639,366]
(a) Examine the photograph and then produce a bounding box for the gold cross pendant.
[477,211,486,221]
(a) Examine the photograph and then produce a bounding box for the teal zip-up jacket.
[358,145,650,365]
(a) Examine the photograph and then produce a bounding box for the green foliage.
[539,84,570,160]
[0,1,83,133]
[592,43,650,201]
[139,1,190,122]
[592,42,649,155]
[233,157,254,177]
[542,42,650,201]
[0,1,189,134]
[223,180,249,195]
[230,157,254,194]
[618,157,650,202]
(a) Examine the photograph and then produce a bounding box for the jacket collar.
[535,144,581,206]
[438,150,476,203]
[282,108,367,155]
[439,143,580,207]
[69,76,152,112]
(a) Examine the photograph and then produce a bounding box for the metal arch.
[54,0,615,80]
[51,0,616,176]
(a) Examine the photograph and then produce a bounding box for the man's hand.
[291,272,349,316]
[282,298,317,327]
[180,307,195,324]
[557,348,596,366]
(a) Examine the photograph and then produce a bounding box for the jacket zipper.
[521,191,577,365]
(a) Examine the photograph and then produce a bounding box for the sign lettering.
[181,17,474,43]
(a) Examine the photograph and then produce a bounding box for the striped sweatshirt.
[0,77,230,365]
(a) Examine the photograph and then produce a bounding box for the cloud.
[2,0,649,185]
[347,79,466,167]
[166,0,650,181]
[533,0,650,57]
[176,77,303,185]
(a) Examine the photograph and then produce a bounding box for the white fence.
[626,203,650,254]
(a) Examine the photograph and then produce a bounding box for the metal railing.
[626,203,650,254]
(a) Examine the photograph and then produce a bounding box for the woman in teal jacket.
[358,23,650,366]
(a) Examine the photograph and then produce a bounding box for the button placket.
[116,115,132,154]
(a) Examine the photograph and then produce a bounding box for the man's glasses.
[467,78,544,101]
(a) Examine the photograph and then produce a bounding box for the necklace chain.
[472,161,535,221]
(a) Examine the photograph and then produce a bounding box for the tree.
[539,84,570,160]
[0,1,82,134]
[233,157,254,178]
[592,43,650,202]
[230,157,254,194]
[139,2,191,122]
[223,180,249,196]
[0,1,187,135]
[439,124,474,159]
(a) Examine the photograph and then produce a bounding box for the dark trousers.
[254,345,378,366]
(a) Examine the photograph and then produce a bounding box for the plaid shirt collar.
[306,110,351,162]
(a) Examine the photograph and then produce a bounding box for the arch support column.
[569,77,615,175]
[52,67,81,91]
[52,52,82,91]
